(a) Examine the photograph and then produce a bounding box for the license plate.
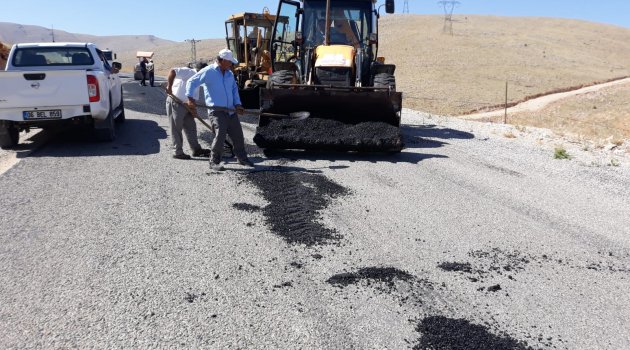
[23,109,62,120]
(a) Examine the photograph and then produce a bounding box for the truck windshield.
[303,0,372,48]
[13,47,95,67]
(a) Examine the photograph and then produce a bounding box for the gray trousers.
[209,110,247,163]
[166,96,201,155]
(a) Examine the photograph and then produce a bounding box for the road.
[1,77,629,349]
[459,77,630,120]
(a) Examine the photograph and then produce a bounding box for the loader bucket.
[253,87,404,152]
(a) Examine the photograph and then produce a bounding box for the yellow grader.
[224,8,287,108]
[253,0,403,152]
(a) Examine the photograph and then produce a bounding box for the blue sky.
[3,0,630,42]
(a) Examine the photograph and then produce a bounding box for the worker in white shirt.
[165,61,211,159]
[146,59,155,87]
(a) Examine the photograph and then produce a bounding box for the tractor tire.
[373,72,396,90]
[267,69,294,88]
[0,124,19,149]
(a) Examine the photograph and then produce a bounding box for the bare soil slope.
[379,15,630,116]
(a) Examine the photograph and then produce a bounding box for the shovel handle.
[164,88,300,119]
[165,91,215,131]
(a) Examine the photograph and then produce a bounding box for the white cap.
[218,48,238,64]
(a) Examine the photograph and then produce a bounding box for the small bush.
[554,147,571,159]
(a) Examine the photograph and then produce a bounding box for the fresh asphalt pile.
[414,316,534,350]
[324,264,545,349]
[253,118,404,152]
[239,169,350,246]
[234,165,569,348]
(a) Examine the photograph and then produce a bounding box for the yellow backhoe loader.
[253,0,403,152]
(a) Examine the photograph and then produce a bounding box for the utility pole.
[185,39,201,63]
[403,0,409,13]
[438,1,460,35]
[51,24,55,42]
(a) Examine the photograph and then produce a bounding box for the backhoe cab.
[253,0,403,152]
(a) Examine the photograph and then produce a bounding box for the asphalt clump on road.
[327,266,544,349]
[327,267,415,291]
[254,118,403,152]
[244,170,349,246]
[414,316,535,350]
[437,261,474,273]
[232,203,262,212]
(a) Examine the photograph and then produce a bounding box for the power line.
[185,39,201,63]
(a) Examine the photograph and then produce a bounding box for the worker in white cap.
[185,49,253,171]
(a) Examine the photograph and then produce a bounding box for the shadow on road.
[25,119,167,158]
[122,79,168,116]
[259,148,447,165]
[401,124,475,149]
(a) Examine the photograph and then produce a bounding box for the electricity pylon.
[438,1,460,35]
[185,39,201,63]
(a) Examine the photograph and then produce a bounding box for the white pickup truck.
[0,42,125,148]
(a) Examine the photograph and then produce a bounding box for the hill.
[379,15,630,116]
[0,22,221,77]
[0,22,174,54]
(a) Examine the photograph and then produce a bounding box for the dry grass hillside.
[379,15,630,116]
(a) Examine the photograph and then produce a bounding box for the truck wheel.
[0,124,19,149]
[373,72,396,90]
[115,92,126,123]
[94,109,116,141]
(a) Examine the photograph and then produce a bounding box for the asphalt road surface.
[1,76,629,349]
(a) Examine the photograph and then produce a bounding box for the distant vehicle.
[0,42,125,148]
[134,51,154,80]
[102,49,116,66]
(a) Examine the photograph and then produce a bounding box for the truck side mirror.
[385,0,395,14]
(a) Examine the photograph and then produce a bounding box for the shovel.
[207,106,310,120]
[164,90,234,154]
[165,88,310,120]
